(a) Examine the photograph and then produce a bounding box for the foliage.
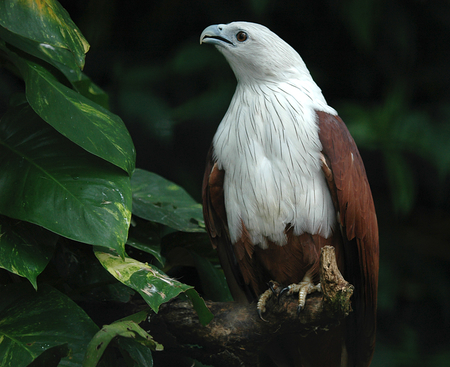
[0,1,217,366]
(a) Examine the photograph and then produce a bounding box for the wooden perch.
[143,246,354,366]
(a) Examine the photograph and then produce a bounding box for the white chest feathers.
[213,81,337,249]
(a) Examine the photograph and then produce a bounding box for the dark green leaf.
[191,251,233,302]
[0,0,89,69]
[0,283,99,367]
[0,103,131,256]
[127,236,165,267]
[184,288,214,325]
[116,337,154,367]
[27,344,70,367]
[0,43,135,175]
[71,73,110,109]
[83,319,162,367]
[131,169,205,232]
[116,310,150,324]
[0,25,84,81]
[51,240,135,303]
[0,26,108,107]
[127,221,165,267]
[23,59,135,175]
[0,215,58,289]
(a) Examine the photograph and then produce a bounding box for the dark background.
[29,1,450,365]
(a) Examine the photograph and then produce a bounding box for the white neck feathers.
[213,80,337,248]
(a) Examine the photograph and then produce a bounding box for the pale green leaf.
[95,248,213,324]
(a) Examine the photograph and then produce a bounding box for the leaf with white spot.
[94,248,213,325]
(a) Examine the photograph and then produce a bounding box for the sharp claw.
[278,286,290,301]
[297,305,303,315]
[258,308,268,322]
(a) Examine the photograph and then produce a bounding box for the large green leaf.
[0,283,99,367]
[131,169,205,232]
[95,248,213,325]
[0,0,89,69]
[0,44,136,175]
[0,102,131,256]
[24,60,135,175]
[0,215,58,289]
[0,25,84,82]
[0,26,109,108]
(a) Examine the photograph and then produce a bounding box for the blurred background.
[16,0,450,365]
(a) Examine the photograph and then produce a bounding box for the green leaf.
[127,220,165,267]
[131,169,205,232]
[115,310,150,325]
[71,73,110,110]
[83,320,162,367]
[191,252,233,302]
[94,248,213,325]
[0,0,89,69]
[0,26,108,108]
[126,236,165,268]
[0,283,99,367]
[0,25,84,82]
[25,59,135,175]
[10,49,135,175]
[116,337,154,367]
[27,344,70,367]
[0,215,58,289]
[94,248,191,313]
[0,102,131,256]
[52,242,135,304]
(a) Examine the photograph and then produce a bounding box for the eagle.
[200,21,379,367]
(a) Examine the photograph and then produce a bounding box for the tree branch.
[144,246,353,366]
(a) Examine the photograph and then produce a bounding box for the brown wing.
[317,111,379,367]
[202,144,254,303]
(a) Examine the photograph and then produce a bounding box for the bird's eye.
[236,31,248,42]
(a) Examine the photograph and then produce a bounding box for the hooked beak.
[200,24,233,46]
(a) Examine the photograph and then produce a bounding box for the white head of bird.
[200,21,314,85]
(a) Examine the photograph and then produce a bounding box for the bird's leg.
[280,275,322,314]
[257,281,280,320]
